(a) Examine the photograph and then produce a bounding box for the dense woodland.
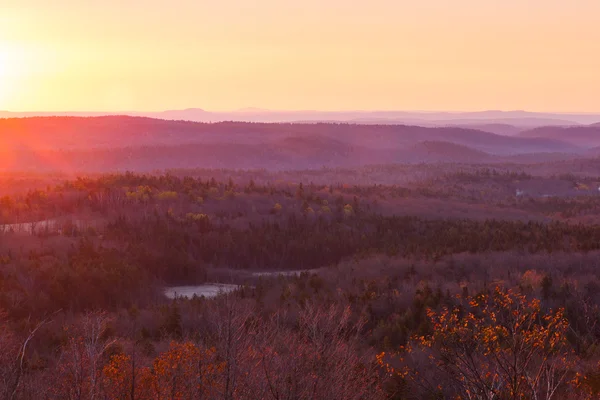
[3,167,600,398]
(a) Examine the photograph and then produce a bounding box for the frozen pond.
[0,219,62,234]
[164,283,240,299]
[0,218,93,235]
[251,269,317,277]
[164,270,320,299]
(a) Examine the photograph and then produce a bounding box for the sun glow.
[0,44,17,109]
[0,53,7,78]
[0,42,30,110]
[1,2,600,112]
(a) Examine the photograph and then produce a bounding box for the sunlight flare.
[0,42,25,109]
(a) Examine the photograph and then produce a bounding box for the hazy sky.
[1,1,599,112]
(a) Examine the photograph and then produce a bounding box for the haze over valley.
[3,1,600,398]
[1,114,600,173]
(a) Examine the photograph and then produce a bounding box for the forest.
[2,165,600,399]
[3,0,600,394]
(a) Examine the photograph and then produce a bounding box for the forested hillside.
[5,0,600,397]
[1,168,600,398]
[0,117,593,172]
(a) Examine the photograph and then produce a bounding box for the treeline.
[0,239,158,318]
[3,172,600,398]
[4,171,600,229]
[1,301,384,400]
[106,212,600,280]
[4,254,600,398]
[4,173,600,318]
[8,208,600,317]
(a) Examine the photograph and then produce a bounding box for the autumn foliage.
[103,342,223,399]
[380,287,581,399]
[5,172,600,399]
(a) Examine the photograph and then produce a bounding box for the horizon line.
[3,108,600,115]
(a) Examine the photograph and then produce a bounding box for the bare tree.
[248,303,384,400]
[52,312,115,400]
[0,310,57,400]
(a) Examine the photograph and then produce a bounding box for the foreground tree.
[0,310,55,400]
[52,312,115,400]
[247,303,385,400]
[103,342,224,400]
[0,311,19,399]
[380,287,582,399]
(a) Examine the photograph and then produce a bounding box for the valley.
[2,117,600,398]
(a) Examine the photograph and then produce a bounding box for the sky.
[1,0,599,113]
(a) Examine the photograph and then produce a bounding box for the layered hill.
[448,124,524,136]
[519,126,600,147]
[4,109,600,126]
[0,116,590,172]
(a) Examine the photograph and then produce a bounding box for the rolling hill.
[519,126,600,147]
[401,141,496,163]
[448,123,525,136]
[3,109,600,125]
[0,116,591,172]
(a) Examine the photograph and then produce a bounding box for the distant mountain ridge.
[0,115,583,152]
[2,109,600,126]
[0,115,592,172]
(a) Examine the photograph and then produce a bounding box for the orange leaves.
[380,286,579,399]
[376,351,409,379]
[102,342,224,400]
[149,342,223,399]
[103,353,136,400]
